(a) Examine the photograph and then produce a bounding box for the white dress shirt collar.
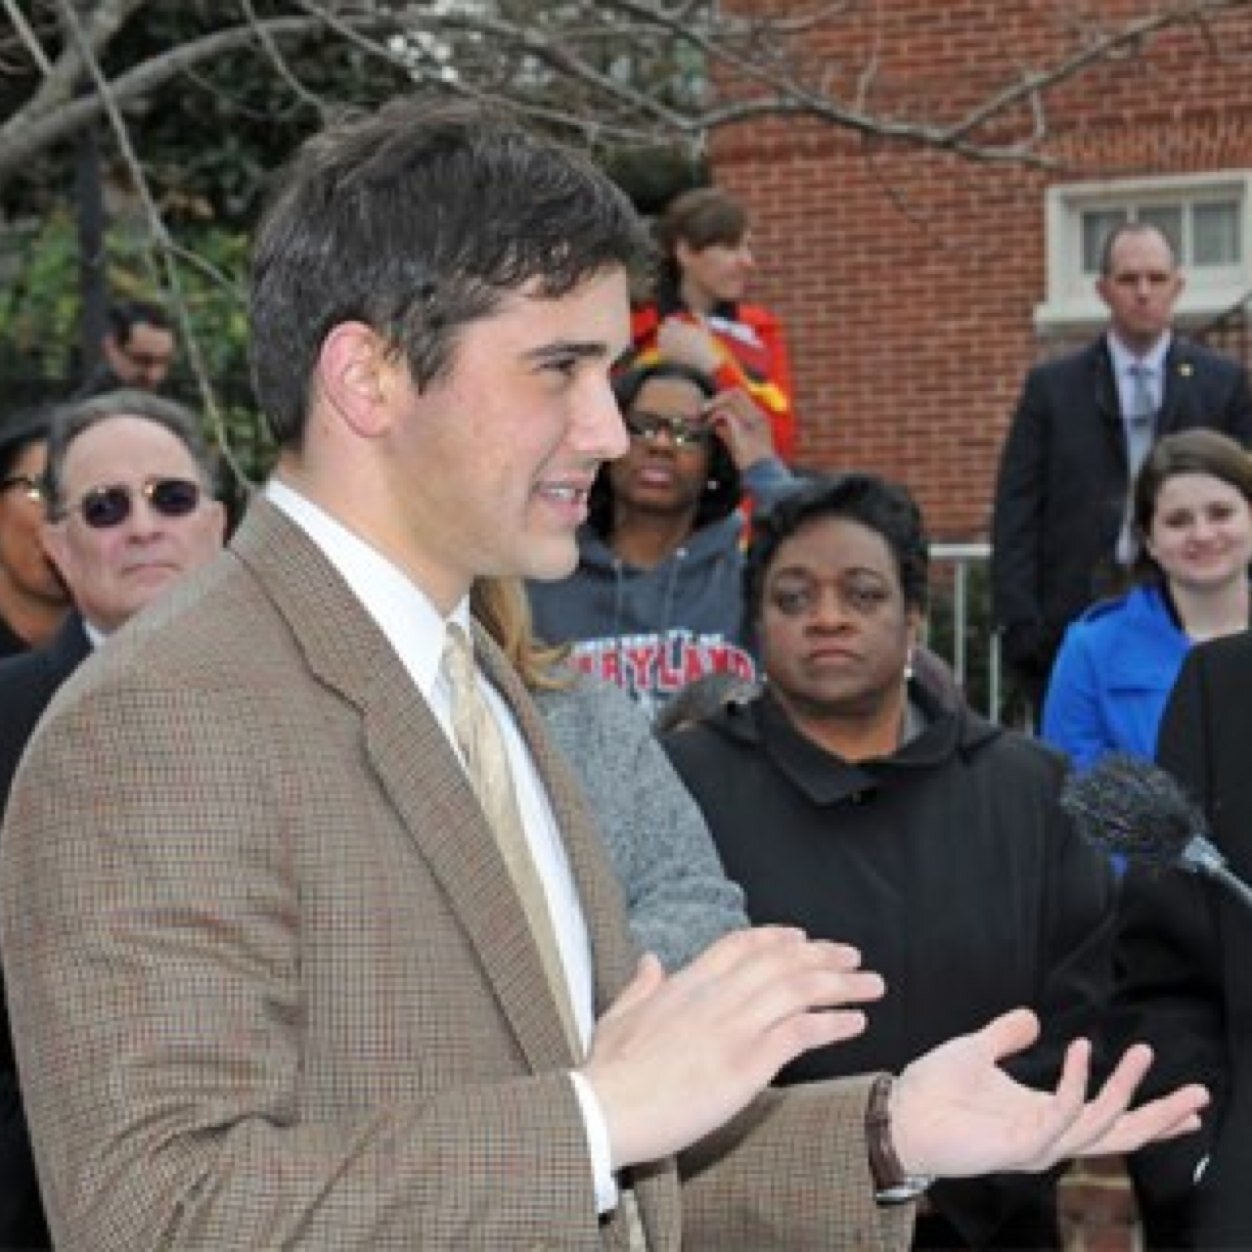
[1107,329,1171,380]
[264,477,464,699]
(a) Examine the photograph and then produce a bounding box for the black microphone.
[1059,752,1252,914]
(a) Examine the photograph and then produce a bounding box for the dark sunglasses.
[64,477,203,529]
[623,409,713,449]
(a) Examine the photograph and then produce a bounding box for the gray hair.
[43,389,217,517]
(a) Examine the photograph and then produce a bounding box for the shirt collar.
[264,477,468,700]
[1107,330,1171,379]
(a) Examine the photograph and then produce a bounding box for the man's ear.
[317,322,396,440]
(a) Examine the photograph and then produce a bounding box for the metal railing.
[927,541,1006,723]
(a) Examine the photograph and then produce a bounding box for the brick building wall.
[710,0,1252,542]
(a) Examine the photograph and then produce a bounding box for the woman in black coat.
[1113,629,1252,1248]
[663,473,1117,1251]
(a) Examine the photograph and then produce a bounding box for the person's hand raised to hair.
[888,1008,1209,1179]
[656,318,723,375]
[581,926,885,1169]
[705,386,777,471]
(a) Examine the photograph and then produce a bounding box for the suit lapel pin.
[1179,362,1194,377]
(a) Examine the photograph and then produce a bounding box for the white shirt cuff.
[569,1070,620,1214]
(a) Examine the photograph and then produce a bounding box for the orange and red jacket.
[630,301,798,463]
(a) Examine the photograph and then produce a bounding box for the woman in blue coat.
[1042,429,1252,771]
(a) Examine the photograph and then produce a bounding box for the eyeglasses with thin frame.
[623,409,713,449]
[60,477,203,530]
[0,474,44,504]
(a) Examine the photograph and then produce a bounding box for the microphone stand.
[1180,835,1252,915]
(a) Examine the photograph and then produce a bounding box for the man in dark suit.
[0,98,1208,1251]
[0,388,224,1250]
[991,223,1252,707]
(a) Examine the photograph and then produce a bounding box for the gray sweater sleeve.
[741,456,796,512]
[537,677,748,970]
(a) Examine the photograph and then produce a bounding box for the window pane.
[1082,210,1127,272]
[1193,201,1240,266]
[1137,206,1183,259]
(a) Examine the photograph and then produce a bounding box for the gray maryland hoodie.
[527,458,795,718]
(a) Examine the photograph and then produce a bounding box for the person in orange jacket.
[631,186,799,463]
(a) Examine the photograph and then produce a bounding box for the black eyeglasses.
[0,474,44,503]
[623,410,713,449]
[63,477,203,529]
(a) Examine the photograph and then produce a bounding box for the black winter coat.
[1114,629,1252,1249]
[663,683,1116,1250]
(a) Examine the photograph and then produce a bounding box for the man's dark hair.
[249,96,651,448]
[586,360,740,538]
[0,407,53,481]
[107,299,172,346]
[43,389,217,517]
[743,472,930,632]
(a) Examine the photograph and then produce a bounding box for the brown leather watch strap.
[865,1072,934,1203]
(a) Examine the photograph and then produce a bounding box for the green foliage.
[0,210,82,386]
[0,210,273,489]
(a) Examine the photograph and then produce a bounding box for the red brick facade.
[712,1,1252,542]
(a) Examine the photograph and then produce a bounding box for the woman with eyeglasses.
[0,408,69,657]
[526,359,795,718]
[662,473,1115,1249]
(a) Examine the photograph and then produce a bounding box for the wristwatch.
[866,1073,935,1204]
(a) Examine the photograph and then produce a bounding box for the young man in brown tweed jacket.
[0,98,1207,1250]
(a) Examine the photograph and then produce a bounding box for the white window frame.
[1036,171,1252,332]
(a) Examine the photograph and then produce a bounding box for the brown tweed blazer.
[0,498,907,1250]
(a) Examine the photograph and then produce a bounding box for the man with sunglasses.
[528,358,795,718]
[0,389,223,803]
[0,387,224,1251]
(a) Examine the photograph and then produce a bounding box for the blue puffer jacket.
[1041,583,1189,772]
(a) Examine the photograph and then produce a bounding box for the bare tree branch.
[7,0,1252,191]
[49,0,255,485]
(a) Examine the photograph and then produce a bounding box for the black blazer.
[1113,630,1252,1249]
[990,336,1252,677]
[0,611,90,1252]
[0,612,92,812]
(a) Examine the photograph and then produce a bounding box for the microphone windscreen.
[1059,753,1206,864]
